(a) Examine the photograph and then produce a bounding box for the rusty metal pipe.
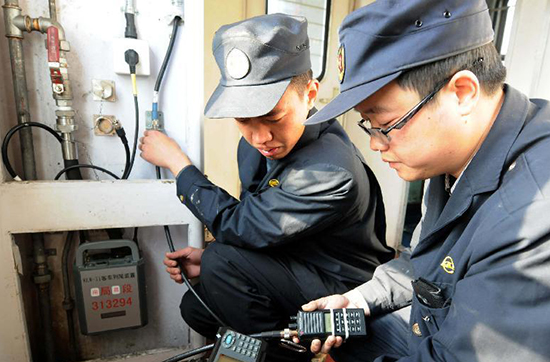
[11,12,79,164]
[3,1,56,361]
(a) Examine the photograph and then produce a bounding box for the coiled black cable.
[1,122,63,179]
[2,122,130,181]
[55,165,120,181]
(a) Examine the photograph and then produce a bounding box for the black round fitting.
[444,10,452,18]
[415,19,423,27]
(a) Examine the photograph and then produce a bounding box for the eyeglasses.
[357,77,450,146]
[357,58,485,145]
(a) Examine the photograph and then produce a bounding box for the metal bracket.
[145,110,164,131]
[93,115,118,136]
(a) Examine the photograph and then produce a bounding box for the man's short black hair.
[289,69,314,96]
[397,43,507,99]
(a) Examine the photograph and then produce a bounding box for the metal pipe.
[12,13,79,164]
[33,233,55,362]
[3,2,37,180]
[62,231,77,361]
[3,1,56,361]
[36,17,65,40]
[48,0,56,21]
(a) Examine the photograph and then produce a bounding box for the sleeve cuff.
[176,165,206,203]
[354,279,392,316]
[343,289,371,316]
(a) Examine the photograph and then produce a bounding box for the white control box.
[112,38,151,76]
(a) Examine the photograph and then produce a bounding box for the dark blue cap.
[305,0,494,125]
[205,13,311,119]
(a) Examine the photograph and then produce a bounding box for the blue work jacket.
[177,117,394,293]
[383,85,550,361]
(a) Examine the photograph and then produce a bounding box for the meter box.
[74,239,147,334]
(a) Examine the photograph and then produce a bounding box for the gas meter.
[74,239,147,334]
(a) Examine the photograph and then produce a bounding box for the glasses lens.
[369,129,390,145]
[358,120,390,144]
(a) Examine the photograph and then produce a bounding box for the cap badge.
[440,256,455,274]
[412,322,422,337]
[226,48,250,80]
[337,44,345,83]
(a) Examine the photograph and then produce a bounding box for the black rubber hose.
[54,165,120,180]
[2,122,130,181]
[125,95,139,178]
[63,159,83,180]
[162,222,226,327]
[154,16,181,92]
[61,231,78,361]
[124,12,138,39]
[161,343,215,362]
[2,122,63,179]
[116,127,131,179]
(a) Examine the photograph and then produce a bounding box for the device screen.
[217,354,241,362]
[324,313,332,332]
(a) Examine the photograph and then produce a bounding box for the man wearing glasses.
[299,0,550,361]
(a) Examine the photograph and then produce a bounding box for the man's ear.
[306,79,321,110]
[448,70,480,116]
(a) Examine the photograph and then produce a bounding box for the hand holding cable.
[163,247,203,282]
[138,130,191,177]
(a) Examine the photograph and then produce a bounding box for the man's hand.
[139,130,192,177]
[295,293,367,355]
[163,247,204,282]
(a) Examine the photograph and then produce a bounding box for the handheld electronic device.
[208,328,267,362]
[295,308,366,340]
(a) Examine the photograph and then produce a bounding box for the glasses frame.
[357,57,484,145]
[357,76,450,144]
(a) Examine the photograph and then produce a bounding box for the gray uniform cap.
[306,0,494,125]
[204,13,312,119]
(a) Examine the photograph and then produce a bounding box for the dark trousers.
[331,306,410,362]
[179,242,350,362]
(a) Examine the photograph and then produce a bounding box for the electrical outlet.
[112,38,150,76]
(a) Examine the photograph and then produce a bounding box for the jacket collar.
[288,107,324,155]
[419,85,529,242]
[256,108,330,189]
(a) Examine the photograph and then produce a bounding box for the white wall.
[0,0,204,360]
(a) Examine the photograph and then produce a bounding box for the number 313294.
[92,297,132,311]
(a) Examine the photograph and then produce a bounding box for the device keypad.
[228,332,261,359]
[335,310,364,335]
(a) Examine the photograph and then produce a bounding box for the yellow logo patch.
[268,179,280,187]
[440,256,455,274]
[337,44,345,83]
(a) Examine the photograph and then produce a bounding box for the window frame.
[265,0,332,81]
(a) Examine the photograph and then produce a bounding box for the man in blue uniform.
[301,0,550,361]
[139,13,393,358]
